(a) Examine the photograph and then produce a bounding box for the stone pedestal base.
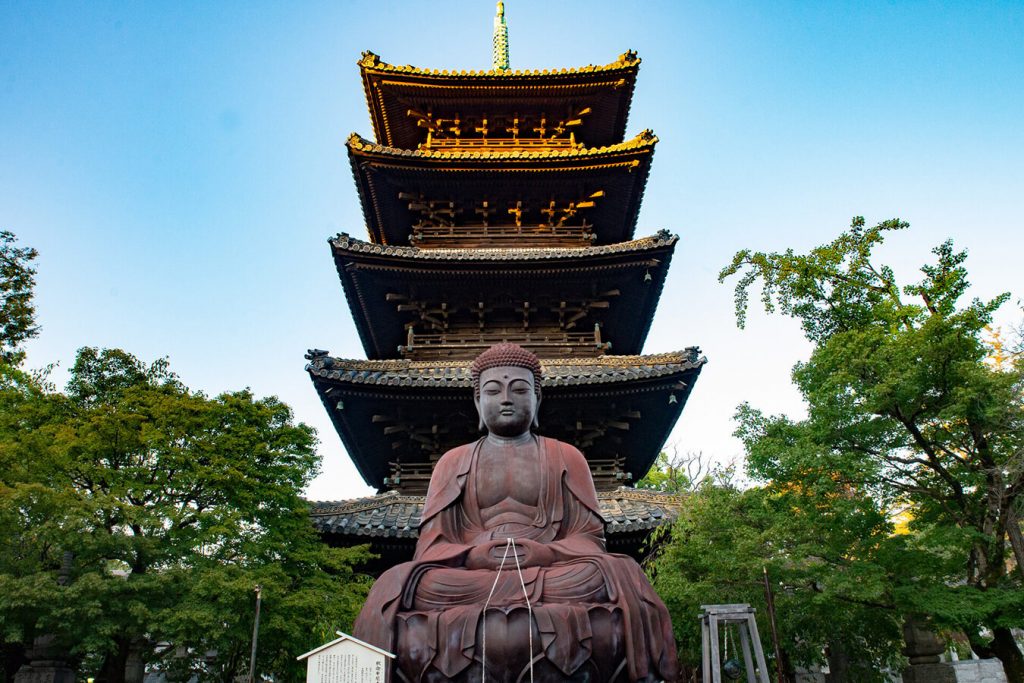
[13,663,76,683]
[14,634,76,683]
[950,659,1009,683]
[902,662,957,683]
[902,617,956,683]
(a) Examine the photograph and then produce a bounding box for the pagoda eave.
[309,485,679,573]
[359,50,640,149]
[358,50,641,81]
[305,350,706,490]
[330,232,677,360]
[347,132,656,247]
[347,130,655,165]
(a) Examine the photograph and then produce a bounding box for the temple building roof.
[310,486,681,539]
[346,131,656,247]
[331,229,675,261]
[307,350,701,389]
[358,50,641,149]
[310,485,680,573]
[347,130,655,160]
[329,231,677,360]
[305,350,705,490]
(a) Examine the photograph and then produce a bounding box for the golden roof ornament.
[492,1,510,71]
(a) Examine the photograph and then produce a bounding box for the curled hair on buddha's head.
[470,343,542,399]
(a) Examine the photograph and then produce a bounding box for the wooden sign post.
[297,632,394,683]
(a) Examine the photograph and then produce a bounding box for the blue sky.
[3,1,1022,499]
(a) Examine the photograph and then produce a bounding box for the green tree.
[719,217,1024,680]
[635,449,715,494]
[0,348,372,683]
[650,475,911,681]
[0,231,38,365]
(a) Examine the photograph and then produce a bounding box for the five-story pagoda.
[306,5,705,573]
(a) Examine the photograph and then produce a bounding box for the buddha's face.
[476,366,538,437]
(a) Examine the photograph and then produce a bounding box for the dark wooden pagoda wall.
[306,350,703,492]
[346,133,656,248]
[330,233,676,361]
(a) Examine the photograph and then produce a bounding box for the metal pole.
[762,568,785,683]
[248,585,262,683]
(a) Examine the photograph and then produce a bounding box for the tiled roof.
[330,230,676,261]
[309,486,681,539]
[346,130,656,161]
[305,350,705,388]
[358,50,641,79]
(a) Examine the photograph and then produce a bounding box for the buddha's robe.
[353,436,678,682]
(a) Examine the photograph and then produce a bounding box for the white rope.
[480,540,512,683]
[511,538,535,683]
[480,538,535,683]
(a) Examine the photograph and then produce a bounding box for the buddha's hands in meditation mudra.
[465,538,556,570]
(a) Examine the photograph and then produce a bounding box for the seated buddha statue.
[354,343,679,682]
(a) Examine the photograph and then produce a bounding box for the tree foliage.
[649,479,908,681]
[635,449,717,494]
[0,348,372,683]
[716,217,1024,680]
[0,231,38,365]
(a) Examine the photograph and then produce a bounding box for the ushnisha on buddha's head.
[470,343,542,437]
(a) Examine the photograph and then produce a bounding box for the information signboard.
[297,632,394,683]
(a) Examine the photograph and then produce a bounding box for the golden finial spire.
[492,1,510,71]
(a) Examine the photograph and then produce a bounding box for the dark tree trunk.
[96,637,130,683]
[990,627,1024,683]
[825,640,851,683]
[1,643,28,683]
[677,662,698,683]
[780,648,795,683]
[124,640,145,683]
[217,647,244,683]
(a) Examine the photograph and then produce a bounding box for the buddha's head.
[470,343,542,437]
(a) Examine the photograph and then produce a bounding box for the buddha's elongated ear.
[475,395,485,432]
[532,393,542,430]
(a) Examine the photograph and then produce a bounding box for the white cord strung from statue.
[480,537,535,683]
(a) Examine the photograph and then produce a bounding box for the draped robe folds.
[354,436,679,682]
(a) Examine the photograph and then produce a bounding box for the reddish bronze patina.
[354,344,679,682]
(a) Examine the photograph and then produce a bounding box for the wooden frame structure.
[700,604,772,683]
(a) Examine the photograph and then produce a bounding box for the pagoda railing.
[590,457,632,491]
[420,137,581,152]
[411,223,595,248]
[385,457,630,494]
[384,461,434,494]
[399,327,611,360]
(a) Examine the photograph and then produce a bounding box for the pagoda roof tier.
[311,486,678,540]
[310,486,679,573]
[347,131,656,247]
[330,231,676,360]
[305,350,705,490]
[358,50,640,150]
